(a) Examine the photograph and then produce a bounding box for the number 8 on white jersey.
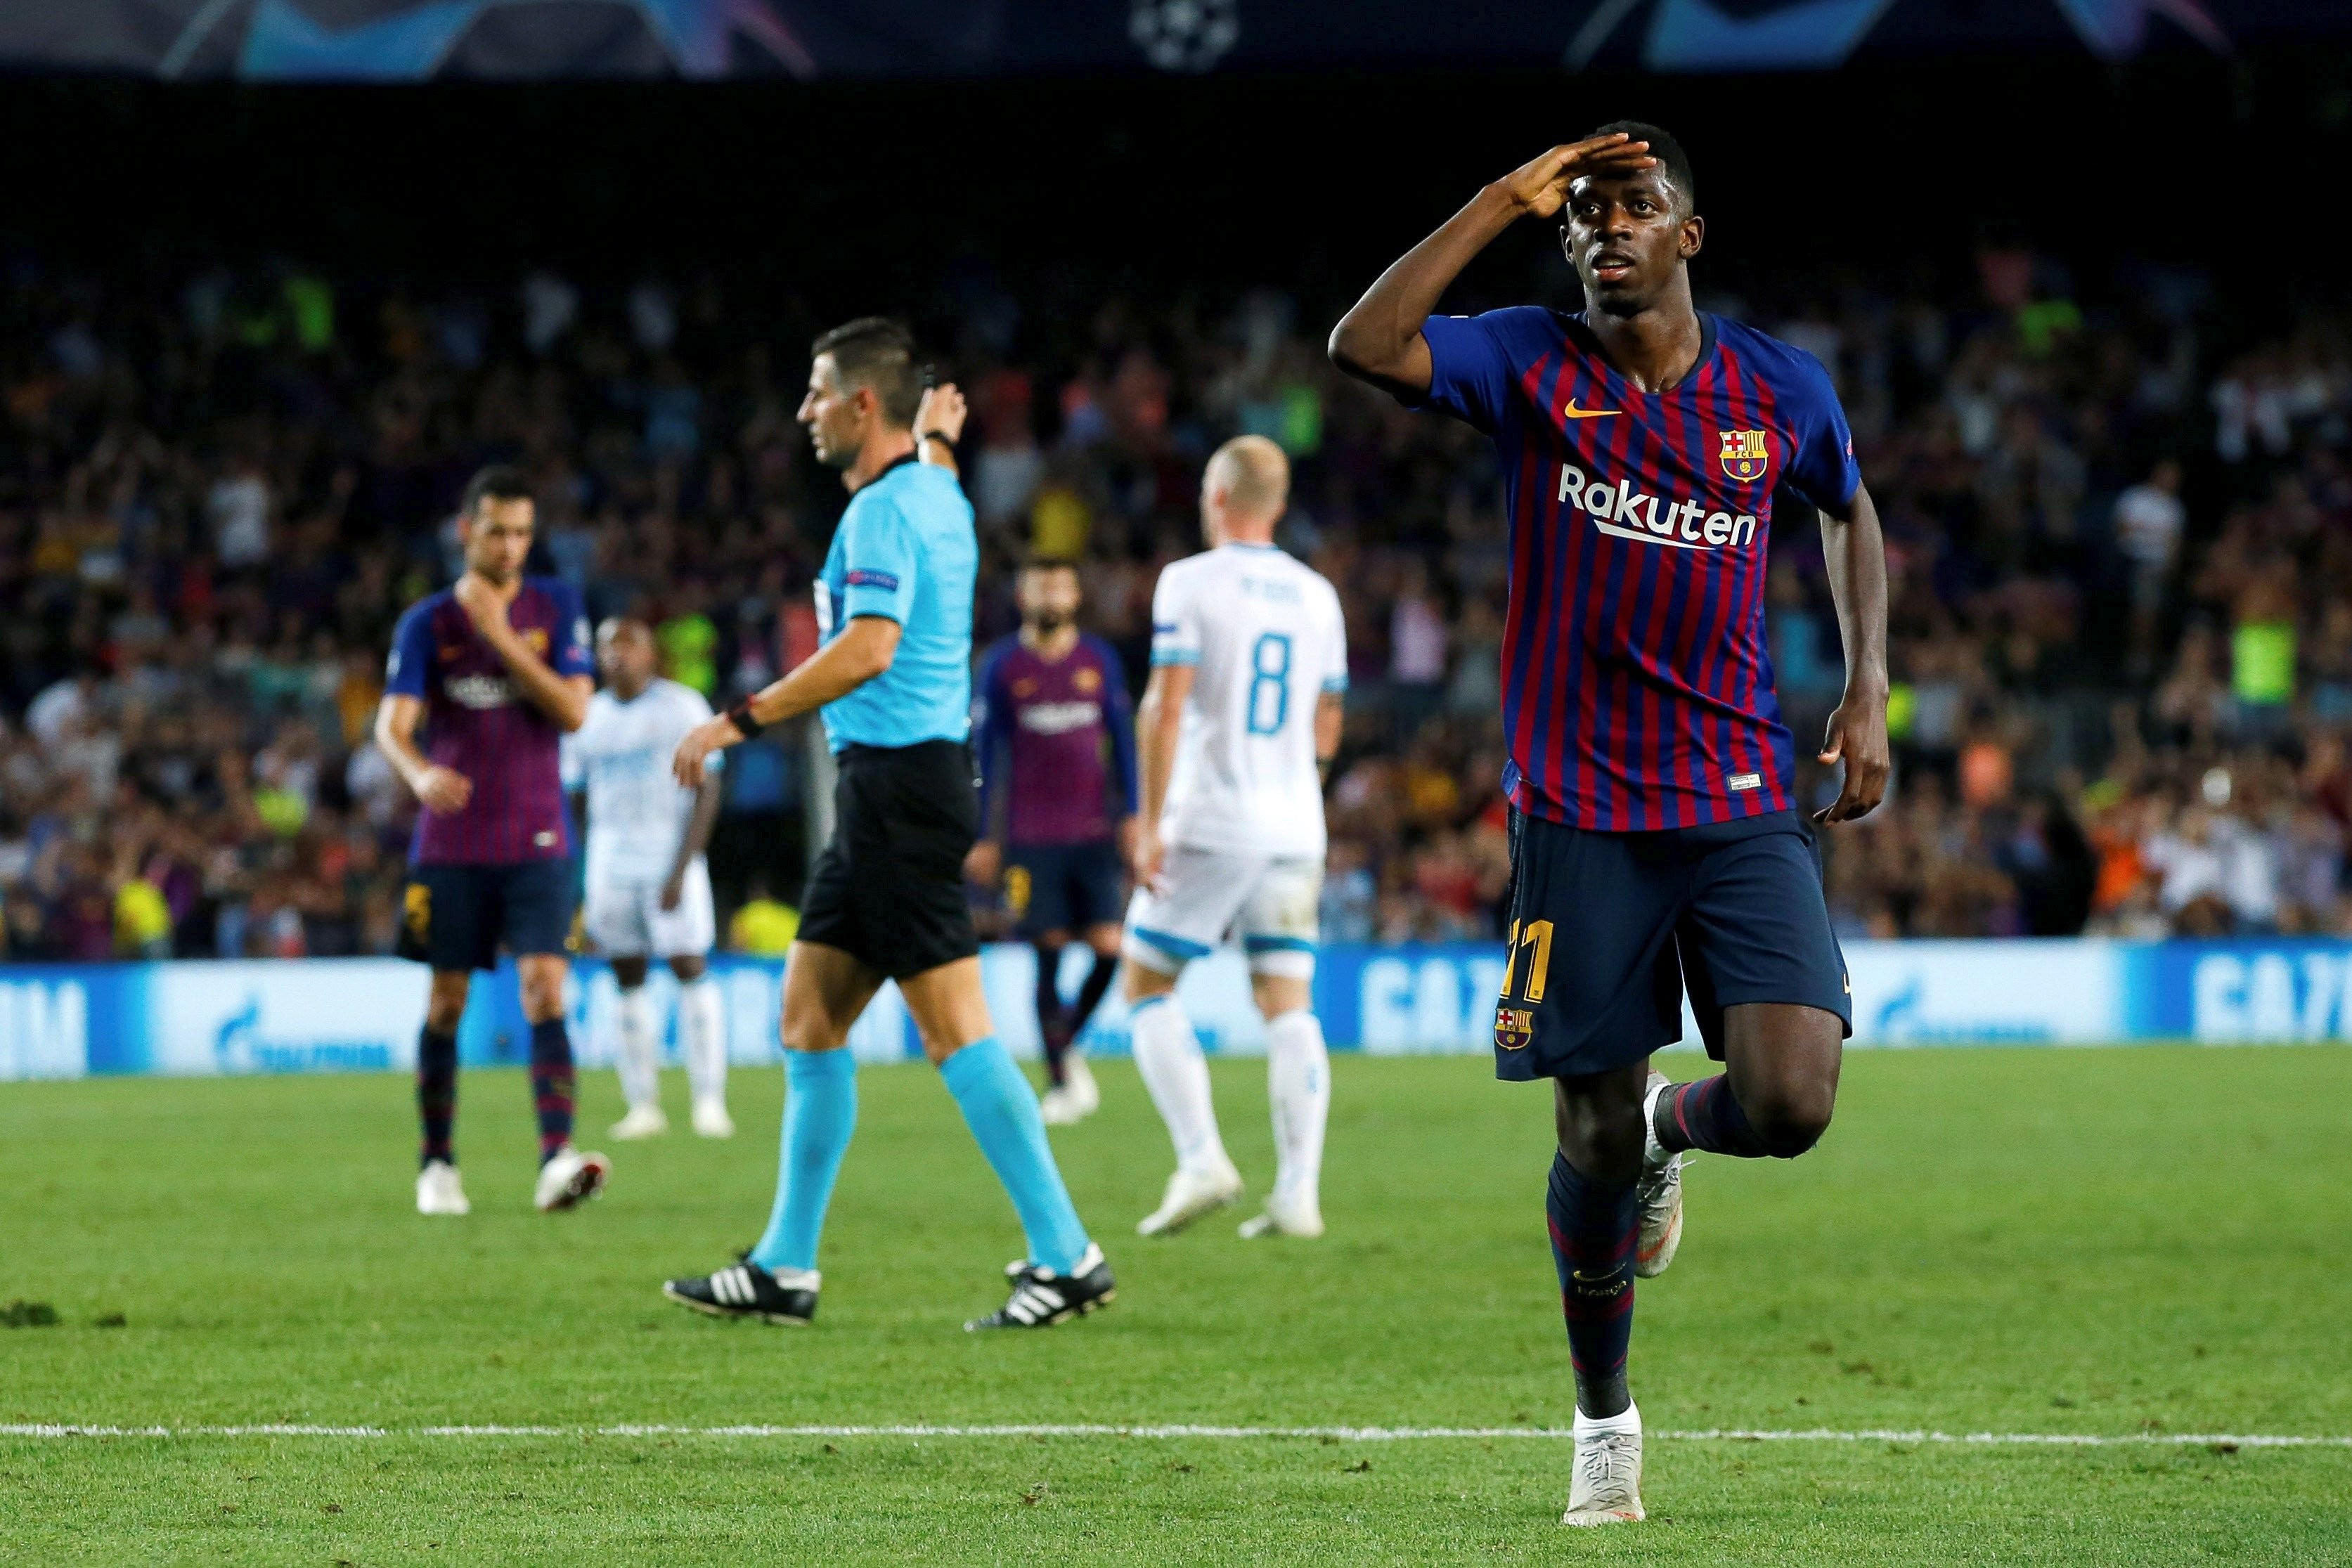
[1149,541,1348,860]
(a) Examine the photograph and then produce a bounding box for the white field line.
[2,1423,2346,1449]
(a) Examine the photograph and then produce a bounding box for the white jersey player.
[1122,436,1347,1241]
[562,618,731,1140]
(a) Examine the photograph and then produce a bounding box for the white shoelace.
[1575,1431,1639,1498]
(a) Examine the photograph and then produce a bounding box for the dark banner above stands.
[0,1,2343,82]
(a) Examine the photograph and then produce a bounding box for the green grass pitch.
[4,1045,2349,1564]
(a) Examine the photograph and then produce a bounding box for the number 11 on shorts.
[1494,919,1553,1053]
[1501,918,1554,1003]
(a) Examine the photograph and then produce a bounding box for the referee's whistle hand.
[672,716,741,789]
[915,383,969,446]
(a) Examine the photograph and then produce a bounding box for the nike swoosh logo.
[1563,402,1620,420]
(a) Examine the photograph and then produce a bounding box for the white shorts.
[1123,846,1322,980]
[584,858,716,960]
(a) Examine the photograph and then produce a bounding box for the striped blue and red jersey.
[1417,309,1859,831]
[385,576,593,865]
[972,633,1138,847]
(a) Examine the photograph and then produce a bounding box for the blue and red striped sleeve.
[1415,307,1557,434]
[385,601,435,699]
[1773,349,1861,514]
[1091,635,1139,816]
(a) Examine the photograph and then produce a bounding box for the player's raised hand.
[915,382,969,446]
[673,714,742,789]
[413,764,472,815]
[451,571,509,633]
[1815,693,1892,824]
[1496,133,1657,221]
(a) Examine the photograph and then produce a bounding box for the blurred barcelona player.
[967,557,1139,1125]
[375,465,611,1217]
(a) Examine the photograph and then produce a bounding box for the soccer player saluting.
[659,319,1113,1330]
[1120,436,1348,1242]
[376,465,612,1217]
[1331,124,1889,1524]
[562,617,732,1141]
[967,557,1139,1125]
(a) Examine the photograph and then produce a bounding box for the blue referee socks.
[748,1049,859,1276]
[940,1035,1091,1276]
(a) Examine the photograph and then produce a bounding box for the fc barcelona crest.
[1495,1004,1535,1052]
[1719,429,1769,484]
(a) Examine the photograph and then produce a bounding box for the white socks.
[614,984,659,1113]
[1129,993,1230,1177]
[1574,1400,1641,1437]
[1131,991,1331,1205]
[679,975,727,1110]
[1264,1008,1330,1209]
[617,976,725,1116]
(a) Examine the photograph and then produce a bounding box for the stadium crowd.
[3,254,2349,959]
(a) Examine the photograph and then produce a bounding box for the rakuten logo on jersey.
[1019,701,1100,736]
[1556,463,1757,551]
[444,674,516,710]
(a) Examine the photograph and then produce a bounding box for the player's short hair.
[1018,553,1082,577]
[810,316,924,429]
[1205,435,1290,519]
[460,464,534,520]
[1584,119,1697,215]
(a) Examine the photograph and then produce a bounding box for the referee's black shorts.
[798,739,981,980]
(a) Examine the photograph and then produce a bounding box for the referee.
[661,318,1113,1331]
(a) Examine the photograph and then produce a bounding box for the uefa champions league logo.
[1130,0,1239,72]
[216,996,392,1073]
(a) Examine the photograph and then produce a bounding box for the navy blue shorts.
[1004,840,1126,938]
[398,859,576,973]
[1494,809,1850,1082]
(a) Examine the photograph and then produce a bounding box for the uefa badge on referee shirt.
[1719,428,1769,484]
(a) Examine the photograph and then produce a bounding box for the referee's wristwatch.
[725,698,766,739]
[919,430,957,455]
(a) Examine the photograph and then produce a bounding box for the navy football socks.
[1547,1150,1637,1420]
[417,1026,458,1168]
[1654,1074,1819,1159]
[528,1018,576,1165]
[1033,942,1071,1086]
[1071,952,1118,1042]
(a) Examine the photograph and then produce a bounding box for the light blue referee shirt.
[814,455,976,753]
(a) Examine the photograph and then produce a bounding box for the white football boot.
[534,1145,612,1212]
[1039,1055,1101,1127]
[610,1105,670,1141]
[415,1160,470,1217]
[691,1099,736,1139]
[1635,1071,1684,1278]
[1237,1187,1324,1239]
[1561,1406,1646,1526]
[1135,1159,1243,1236]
